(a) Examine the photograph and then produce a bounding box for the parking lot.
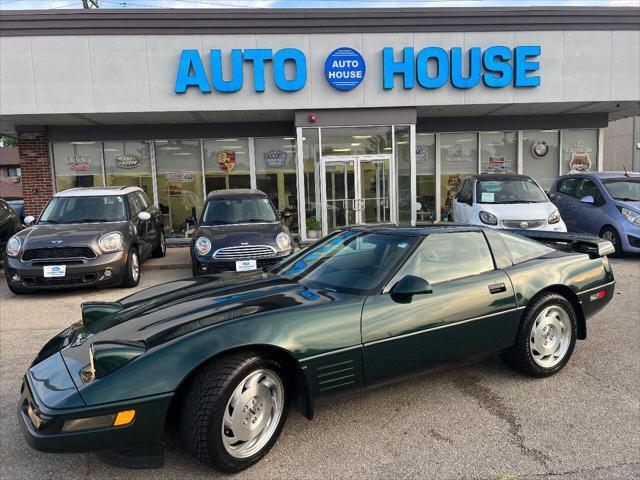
[0,258,638,480]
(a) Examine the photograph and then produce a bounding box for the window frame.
[574,178,605,206]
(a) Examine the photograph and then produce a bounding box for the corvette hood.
[48,272,340,387]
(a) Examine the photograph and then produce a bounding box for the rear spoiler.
[510,230,616,258]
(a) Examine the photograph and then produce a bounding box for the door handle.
[488,283,507,294]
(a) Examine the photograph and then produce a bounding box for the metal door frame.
[320,154,394,236]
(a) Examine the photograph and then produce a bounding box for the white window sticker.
[481,192,495,202]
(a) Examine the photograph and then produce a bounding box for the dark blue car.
[548,172,640,255]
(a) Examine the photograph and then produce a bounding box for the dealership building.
[1,7,639,242]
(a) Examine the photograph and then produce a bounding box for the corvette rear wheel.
[181,353,289,473]
[501,293,577,377]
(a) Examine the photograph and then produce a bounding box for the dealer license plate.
[235,259,257,272]
[43,265,66,278]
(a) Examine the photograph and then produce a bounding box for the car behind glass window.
[40,196,127,223]
[273,231,416,295]
[498,231,555,264]
[391,231,494,285]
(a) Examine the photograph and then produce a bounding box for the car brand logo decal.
[51,240,63,244]
[240,242,249,245]
[520,222,529,229]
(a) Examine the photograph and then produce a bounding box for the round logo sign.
[324,47,366,91]
[532,140,550,159]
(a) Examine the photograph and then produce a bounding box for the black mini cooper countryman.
[191,189,293,275]
[4,186,166,294]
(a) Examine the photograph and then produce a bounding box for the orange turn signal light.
[113,410,136,427]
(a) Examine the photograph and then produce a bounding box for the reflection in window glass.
[202,138,250,193]
[523,130,559,191]
[561,129,598,175]
[440,133,478,221]
[321,126,392,156]
[255,137,297,232]
[40,195,126,223]
[392,231,494,285]
[154,139,204,239]
[395,126,411,224]
[302,128,320,237]
[103,141,154,203]
[498,231,554,264]
[52,142,104,191]
[480,131,517,174]
[416,133,436,224]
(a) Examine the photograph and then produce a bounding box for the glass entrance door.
[320,155,392,235]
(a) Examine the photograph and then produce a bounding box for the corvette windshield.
[602,178,640,202]
[272,231,417,295]
[39,196,127,224]
[477,178,547,204]
[201,197,278,225]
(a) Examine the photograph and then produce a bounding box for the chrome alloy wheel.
[221,369,284,459]
[530,306,572,368]
[131,252,140,282]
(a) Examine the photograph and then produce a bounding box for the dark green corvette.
[18,225,615,472]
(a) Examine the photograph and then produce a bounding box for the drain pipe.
[632,115,638,172]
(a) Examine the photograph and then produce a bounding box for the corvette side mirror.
[390,275,433,303]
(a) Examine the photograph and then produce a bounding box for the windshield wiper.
[68,218,114,223]
[40,220,59,224]
[614,197,638,202]
[240,219,272,223]
[204,220,230,225]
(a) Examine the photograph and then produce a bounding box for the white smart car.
[450,174,567,232]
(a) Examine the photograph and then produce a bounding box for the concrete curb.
[143,263,191,271]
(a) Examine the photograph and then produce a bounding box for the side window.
[458,180,473,203]
[575,179,604,205]
[136,191,151,210]
[498,231,555,264]
[127,193,141,218]
[558,178,579,197]
[390,231,494,286]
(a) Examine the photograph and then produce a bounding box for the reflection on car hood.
[478,202,557,219]
[614,200,640,212]
[16,222,128,248]
[195,222,286,248]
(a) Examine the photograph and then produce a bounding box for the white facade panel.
[89,35,151,113]
[0,36,36,115]
[611,31,640,101]
[563,31,612,102]
[513,31,564,104]
[31,36,94,113]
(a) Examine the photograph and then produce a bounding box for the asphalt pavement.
[1,258,638,480]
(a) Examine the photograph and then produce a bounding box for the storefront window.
[395,126,411,224]
[103,141,154,202]
[154,139,204,239]
[480,131,517,174]
[202,138,250,194]
[440,132,478,220]
[416,133,436,223]
[321,126,392,156]
[255,137,297,231]
[561,129,598,175]
[302,128,320,237]
[523,130,560,191]
[52,142,104,192]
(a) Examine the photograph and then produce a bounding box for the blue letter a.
[175,50,211,93]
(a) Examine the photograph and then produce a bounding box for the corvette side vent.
[316,359,356,392]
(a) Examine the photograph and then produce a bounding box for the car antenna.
[623,164,630,177]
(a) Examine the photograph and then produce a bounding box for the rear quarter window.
[498,231,555,264]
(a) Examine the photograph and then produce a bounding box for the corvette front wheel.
[181,353,289,473]
[501,293,577,377]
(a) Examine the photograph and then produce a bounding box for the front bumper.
[18,373,172,455]
[621,232,640,254]
[192,251,292,274]
[4,251,126,290]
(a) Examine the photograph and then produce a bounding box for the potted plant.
[306,217,322,239]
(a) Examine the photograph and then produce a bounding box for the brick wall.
[17,130,53,216]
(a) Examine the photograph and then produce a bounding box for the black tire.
[181,352,289,473]
[501,293,577,378]
[600,226,622,257]
[152,228,166,258]
[120,247,140,288]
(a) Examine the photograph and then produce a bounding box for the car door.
[453,179,474,223]
[127,193,149,257]
[572,178,606,234]
[136,191,157,255]
[361,230,518,386]
[552,177,581,232]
